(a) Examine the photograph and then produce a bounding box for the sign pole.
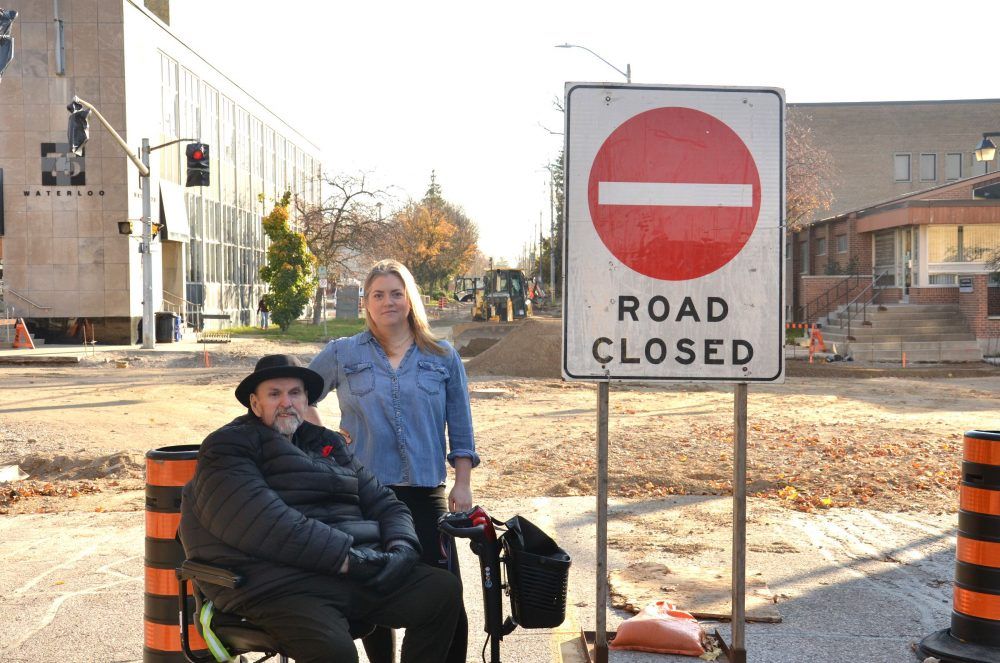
[731,382,748,663]
[595,380,610,663]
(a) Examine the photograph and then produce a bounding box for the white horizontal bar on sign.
[598,182,753,207]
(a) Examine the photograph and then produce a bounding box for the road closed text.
[590,295,754,366]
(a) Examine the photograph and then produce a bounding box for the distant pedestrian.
[257,296,270,329]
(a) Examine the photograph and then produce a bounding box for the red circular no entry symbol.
[587,106,761,281]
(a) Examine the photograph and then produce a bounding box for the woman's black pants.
[362,485,468,663]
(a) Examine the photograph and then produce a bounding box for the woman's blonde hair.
[363,259,446,356]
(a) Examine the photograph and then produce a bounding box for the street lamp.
[555,43,631,83]
[974,132,1000,163]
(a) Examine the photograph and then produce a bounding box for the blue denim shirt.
[309,330,479,487]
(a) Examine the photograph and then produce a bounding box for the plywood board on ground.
[609,562,781,623]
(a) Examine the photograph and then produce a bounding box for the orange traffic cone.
[12,318,34,349]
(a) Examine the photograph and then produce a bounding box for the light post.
[555,43,631,83]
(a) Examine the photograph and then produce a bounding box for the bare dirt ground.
[1,321,998,521]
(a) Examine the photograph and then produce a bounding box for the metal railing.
[796,271,866,324]
[0,287,14,345]
[163,290,202,331]
[837,270,893,340]
[2,286,51,317]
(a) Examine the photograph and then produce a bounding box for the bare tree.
[295,172,394,323]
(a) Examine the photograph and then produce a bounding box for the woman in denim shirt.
[308,259,478,663]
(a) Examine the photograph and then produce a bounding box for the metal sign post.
[595,381,610,663]
[732,383,748,663]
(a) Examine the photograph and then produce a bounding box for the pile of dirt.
[16,451,145,481]
[465,318,561,378]
[458,337,499,357]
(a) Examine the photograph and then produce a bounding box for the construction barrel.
[920,430,1000,662]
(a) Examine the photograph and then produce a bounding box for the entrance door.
[873,230,897,293]
[900,228,913,303]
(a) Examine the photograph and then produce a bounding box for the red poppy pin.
[321,445,334,457]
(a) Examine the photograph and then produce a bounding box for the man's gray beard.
[271,412,302,438]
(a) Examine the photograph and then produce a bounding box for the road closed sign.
[563,84,784,382]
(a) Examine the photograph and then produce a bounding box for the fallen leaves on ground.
[479,417,963,513]
[0,480,102,513]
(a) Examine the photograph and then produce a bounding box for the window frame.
[945,152,963,181]
[919,153,936,182]
[894,153,911,182]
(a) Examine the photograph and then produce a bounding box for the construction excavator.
[472,268,531,322]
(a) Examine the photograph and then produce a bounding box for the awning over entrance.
[159,181,190,243]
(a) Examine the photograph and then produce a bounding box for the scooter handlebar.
[438,520,488,540]
[437,506,497,542]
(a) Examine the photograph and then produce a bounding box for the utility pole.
[140,138,153,348]
[549,172,556,303]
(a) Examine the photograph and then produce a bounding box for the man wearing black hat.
[179,354,462,663]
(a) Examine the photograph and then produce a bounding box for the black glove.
[344,547,388,583]
[369,545,420,593]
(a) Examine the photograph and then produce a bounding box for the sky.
[169,0,998,266]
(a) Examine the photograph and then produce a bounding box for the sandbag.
[609,600,706,656]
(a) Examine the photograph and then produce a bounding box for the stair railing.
[838,270,892,340]
[163,290,202,332]
[3,286,51,318]
[797,271,866,324]
[0,287,14,344]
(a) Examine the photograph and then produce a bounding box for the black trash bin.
[154,312,178,343]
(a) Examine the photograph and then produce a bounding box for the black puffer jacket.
[179,414,419,612]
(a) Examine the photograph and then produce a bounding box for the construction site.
[1,303,999,662]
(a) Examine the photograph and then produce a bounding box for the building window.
[816,237,827,256]
[159,53,180,184]
[894,154,911,182]
[919,154,936,182]
[971,154,988,176]
[928,274,957,285]
[836,234,848,254]
[946,153,962,181]
[928,224,1000,263]
[799,241,808,274]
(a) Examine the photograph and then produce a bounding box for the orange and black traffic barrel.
[144,445,207,662]
[920,430,1000,662]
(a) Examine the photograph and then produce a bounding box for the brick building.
[791,172,1000,354]
[787,100,1000,356]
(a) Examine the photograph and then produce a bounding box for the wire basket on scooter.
[500,515,571,628]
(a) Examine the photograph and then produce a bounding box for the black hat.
[235,354,324,408]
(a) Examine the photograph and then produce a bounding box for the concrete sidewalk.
[0,495,955,662]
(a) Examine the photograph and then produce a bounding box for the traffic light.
[67,100,90,156]
[185,142,210,187]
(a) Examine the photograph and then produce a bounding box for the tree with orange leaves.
[379,173,478,291]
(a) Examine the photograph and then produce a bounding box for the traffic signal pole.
[141,138,154,348]
[69,96,199,349]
